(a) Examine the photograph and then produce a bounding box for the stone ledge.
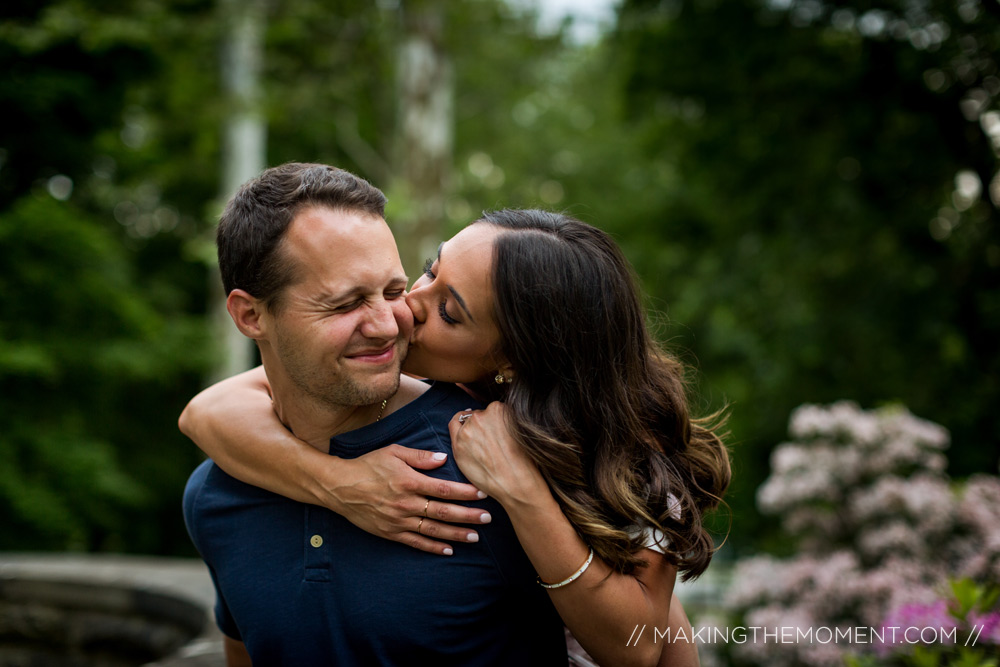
[0,553,224,666]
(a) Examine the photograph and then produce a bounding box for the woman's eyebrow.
[437,241,475,323]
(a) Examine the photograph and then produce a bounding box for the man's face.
[262,206,412,408]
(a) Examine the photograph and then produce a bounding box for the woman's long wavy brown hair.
[479,209,731,579]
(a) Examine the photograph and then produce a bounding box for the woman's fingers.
[400,513,487,556]
[416,516,482,543]
[421,498,492,525]
[387,444,485,501]
[330,445,491,556]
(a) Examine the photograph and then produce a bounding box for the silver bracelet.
[538,547,595,589]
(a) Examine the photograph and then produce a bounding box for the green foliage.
[264,0,396,175]
[951,579,1000,621]
[0,0,223,553]
[850,646,1000,667]
[610,0,1000,551]
[0,195,210,551]
[0,0,157,208]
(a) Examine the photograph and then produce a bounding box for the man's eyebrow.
[438,241,475,323]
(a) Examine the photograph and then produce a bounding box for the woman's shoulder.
[627,493,681,554]
[627,525,669,554]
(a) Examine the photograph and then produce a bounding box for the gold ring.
[417,517,424,535]
[423,498,431,518]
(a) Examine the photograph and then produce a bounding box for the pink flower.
[875,600,959,655]
[968,610,1000,645]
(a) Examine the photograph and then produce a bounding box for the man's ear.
[226,289,268,340]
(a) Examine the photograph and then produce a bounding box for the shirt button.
[310,535,323,548]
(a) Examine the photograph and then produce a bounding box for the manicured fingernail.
[480,513,492,524]
[443,547,454,556]
[467,532,479,543]
[476,490,487,499]
[431,452,447,461]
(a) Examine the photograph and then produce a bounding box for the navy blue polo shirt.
[183,381,566,666]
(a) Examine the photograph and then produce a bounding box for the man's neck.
[258,368,379,452]
[262,369,429,453]
[272,391,379,453]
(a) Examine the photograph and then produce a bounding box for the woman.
[181,209,730,666]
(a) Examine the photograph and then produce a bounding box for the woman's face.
[403,223,506,383]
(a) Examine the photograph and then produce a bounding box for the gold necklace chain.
[375,398,388,422]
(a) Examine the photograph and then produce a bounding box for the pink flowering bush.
[854,578,1000,666]
[873,600,959,655]
[725,402,1000,666]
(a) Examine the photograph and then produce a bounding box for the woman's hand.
[450,402,684,667]
[180,367,489,555]
[326,445,493,554]
[448,402,547,505]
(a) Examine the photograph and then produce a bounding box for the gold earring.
[495,374,507,385]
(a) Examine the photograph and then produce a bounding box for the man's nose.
[362,298,399,339]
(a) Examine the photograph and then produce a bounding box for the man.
[183,163,566,665]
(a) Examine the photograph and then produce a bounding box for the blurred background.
[2,0,998,663]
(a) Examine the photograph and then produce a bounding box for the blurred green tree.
[0,195,210,551]
[0,0,216,553]
[612,0,1000,550]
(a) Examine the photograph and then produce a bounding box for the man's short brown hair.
[216,162,387,311]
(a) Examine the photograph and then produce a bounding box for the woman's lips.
[409,324,423,346]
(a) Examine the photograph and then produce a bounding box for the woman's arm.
[223,637,252,667]
[450,403,696,667]
[179,366,490,555]
[660,593,699,667]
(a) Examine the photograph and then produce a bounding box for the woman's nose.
[405,285,426,323]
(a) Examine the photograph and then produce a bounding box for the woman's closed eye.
[422,258,458,324]
[438,301,458,325]
[423,258,436,280]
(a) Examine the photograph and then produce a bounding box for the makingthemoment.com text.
[625,624,987,647]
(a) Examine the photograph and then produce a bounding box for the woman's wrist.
[538,547,594,589]
[498,470,557,515]
[294,445,344,510]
